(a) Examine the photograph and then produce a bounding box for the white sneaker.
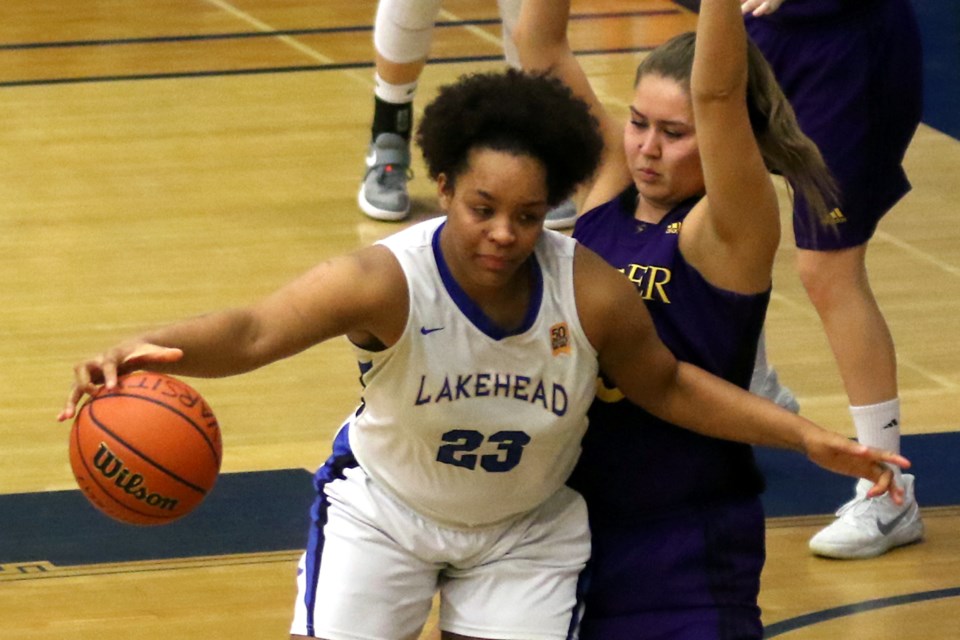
[749,366,800,414]
[809,474,924,559]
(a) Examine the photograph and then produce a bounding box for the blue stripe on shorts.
[302,422,359,637]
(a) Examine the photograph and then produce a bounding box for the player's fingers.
[73,359,93,389]
[102,358,120,390]
[848,442,911,470]
[878,451,911,470]
[58,386,82,422]
[865,465,905,504]
[121,344,184,368]
[62,353,116,421]
[59,380,97,422]
[749,1,782,16]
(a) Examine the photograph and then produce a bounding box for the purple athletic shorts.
[578,497,765,640]
[746,0,923,250]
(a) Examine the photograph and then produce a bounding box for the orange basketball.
[68,371,222,526]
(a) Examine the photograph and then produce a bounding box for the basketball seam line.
[87,401,211,495]
[72,417,177,522]
[91,391,221,463]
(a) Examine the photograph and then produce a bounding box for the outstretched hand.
[803,428,911,504]
[57,343,183,422]
[740,0,786,17]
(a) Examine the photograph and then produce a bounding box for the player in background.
[359,0,578,228]
[515,0,841,636]
[742,0,925,558]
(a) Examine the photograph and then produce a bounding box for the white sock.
[374,73,418,105]
[851,398,902,493]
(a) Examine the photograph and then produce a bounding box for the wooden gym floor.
[1,1,958,638]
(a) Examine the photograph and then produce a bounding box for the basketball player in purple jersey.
[744,0,925,558]
[516,0,839,637]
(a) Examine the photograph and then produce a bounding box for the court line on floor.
[0,10,678,51]
[765,586,960,637]
[201,0,335,65]
[0,550,301,583]
[0,49,655,89]
[876,228,960,279]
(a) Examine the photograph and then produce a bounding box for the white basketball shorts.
[290,465,590,639]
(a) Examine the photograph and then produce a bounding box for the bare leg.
[796,244,897,406]
[376,53,427,86]
[359,0,441,220]
[801,243,923,559]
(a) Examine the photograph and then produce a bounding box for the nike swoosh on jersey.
[420,326,444,335]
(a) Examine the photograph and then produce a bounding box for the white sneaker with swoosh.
[809,474,924,559]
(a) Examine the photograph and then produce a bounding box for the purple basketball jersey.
[568,190,769,638]
[568,188,768,523]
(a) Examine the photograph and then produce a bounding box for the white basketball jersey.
[346,217,598,528]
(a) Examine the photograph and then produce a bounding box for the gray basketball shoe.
[359,133,411,221]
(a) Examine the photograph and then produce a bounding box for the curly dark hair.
[416,69,603,207]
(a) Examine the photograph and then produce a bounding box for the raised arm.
[59,245,408,420]
[513,0,632,211]
[680,0,781,292]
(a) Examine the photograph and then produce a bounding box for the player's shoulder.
[376,216,444,254]
[572,244,638,331]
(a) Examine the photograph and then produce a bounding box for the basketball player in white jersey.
[60,70,909,640]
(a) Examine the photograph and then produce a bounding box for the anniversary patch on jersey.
[550,322,571,356]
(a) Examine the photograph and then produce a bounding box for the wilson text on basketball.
[91,443,180,511]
